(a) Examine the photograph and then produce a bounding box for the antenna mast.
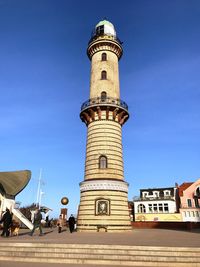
[36,168,42,207]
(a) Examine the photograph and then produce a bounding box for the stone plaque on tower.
[77,20,132,232]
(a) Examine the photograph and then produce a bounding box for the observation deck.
[81,96,128,112]
[80,96,129,126]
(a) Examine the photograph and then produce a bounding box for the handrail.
[81,97,128,111]
[134,196,175,201]
[89,32,122,45]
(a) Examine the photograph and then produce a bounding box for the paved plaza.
[1,227,200,247]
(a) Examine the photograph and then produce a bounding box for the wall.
[132,221,200,230]
[135,212,182,222]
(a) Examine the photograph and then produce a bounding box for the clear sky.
[0,0,200,218]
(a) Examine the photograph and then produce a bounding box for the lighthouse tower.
[77,20,131,232]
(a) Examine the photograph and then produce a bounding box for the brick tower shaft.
[77,20,131,232]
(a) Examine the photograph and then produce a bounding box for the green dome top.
[95,19,114,29]
[94,19,116,37]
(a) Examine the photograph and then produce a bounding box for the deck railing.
[81,96,128,111]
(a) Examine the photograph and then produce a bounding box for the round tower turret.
[87,19,123,60]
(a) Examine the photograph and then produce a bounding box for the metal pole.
[36,168,42,207]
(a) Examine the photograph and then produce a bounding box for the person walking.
[30,208,43,236]
[0,208,12,237]
[57,215,63,233]
[68,214,76,233]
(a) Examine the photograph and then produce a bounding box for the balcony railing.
[180,204,200,209]
[134,196,174,202]
[89,32,123,45]
[81,97,128,112]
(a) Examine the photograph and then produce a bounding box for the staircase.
[12,208,33,230]
[0,243,200,266]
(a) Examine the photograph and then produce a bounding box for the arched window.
[99,155,107,169]
[101,70,107,80]
[137,204,146,213]
[101,91,107,101]
[101,53,107,61]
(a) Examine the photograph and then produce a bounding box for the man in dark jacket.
[68,214,76,233]
[0,208,12,237]
[30,208,43,236]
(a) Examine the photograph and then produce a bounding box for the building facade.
[179,179,200,222]
[77,20,131,232]
[134,187,181,222]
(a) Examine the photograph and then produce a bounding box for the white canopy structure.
[0,170,33,230]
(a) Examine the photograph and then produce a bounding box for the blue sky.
[0,0,200,218]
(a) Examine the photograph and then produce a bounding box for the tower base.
[77,180,132,232]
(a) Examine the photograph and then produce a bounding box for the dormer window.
[154,191,159,198]
[164,190,171,197]
[142,192,148,199]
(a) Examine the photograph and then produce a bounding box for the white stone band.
[80,179,129,193]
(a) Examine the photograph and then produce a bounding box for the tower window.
[96,25,104,36]
[99,155,107,169]
[101,70,107,80]
[101,53,107,61]
[101,91,107,101]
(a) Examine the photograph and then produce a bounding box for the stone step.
[0,256,199,267]
[0,250,200,263]
[0,243,199,266]
[0,246,200,258]
[1,243,200,251]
